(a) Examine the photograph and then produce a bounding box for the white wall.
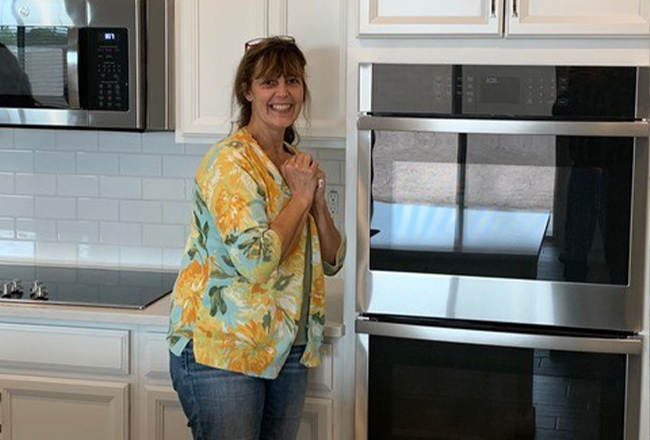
[0,128,345,270]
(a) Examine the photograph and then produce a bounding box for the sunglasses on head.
[244,35,295,51]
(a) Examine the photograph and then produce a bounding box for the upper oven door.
[356,65,650,333]
[0,0,141,129]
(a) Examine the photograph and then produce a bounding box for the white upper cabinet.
[176,0,346,143]
[506,0,650,37]
[359,0,650,37]
[359,0,503,36]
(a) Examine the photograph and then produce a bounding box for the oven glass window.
[369,131,633,285]
[368,336,626,440]
[0,26,70,109]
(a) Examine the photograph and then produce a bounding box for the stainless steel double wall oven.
[355,64,649,440]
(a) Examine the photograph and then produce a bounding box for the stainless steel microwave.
[0,0,174,131]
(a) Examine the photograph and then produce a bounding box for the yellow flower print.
[173,259,209,326]
[213,189,248,233]
[229,321,277,375]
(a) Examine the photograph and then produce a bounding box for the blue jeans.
[170,342,309,440]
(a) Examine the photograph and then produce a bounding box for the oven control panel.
[369,64,638,121]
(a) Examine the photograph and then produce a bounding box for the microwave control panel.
[83,28,129,112]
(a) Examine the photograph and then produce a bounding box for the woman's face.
[245,67,304,135]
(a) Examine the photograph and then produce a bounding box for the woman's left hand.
[311,169,327,215]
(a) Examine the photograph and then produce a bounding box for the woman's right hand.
[281,153,319,206]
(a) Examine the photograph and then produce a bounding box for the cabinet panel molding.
[0,375,128,440]
[297,397,333,440]
[0,323,129,375]
[506,0,650,36]
[145,385,193,440]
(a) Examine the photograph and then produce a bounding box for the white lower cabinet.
[0,375,129,440]
[0,321,341,440]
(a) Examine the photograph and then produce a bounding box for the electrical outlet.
[326,188,339,215]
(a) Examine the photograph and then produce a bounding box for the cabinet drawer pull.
[490,0,497,18]
[512,0,519,17]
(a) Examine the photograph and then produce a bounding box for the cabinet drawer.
[0,323,130,375]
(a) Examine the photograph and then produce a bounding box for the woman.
[167,36,345,440]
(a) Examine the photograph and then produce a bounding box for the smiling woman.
[167,36,345,440]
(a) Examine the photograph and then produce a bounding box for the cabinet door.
[296,397,333,440]
[176,0,346,143]
[145,386,193,440]
[176,0,266,141]
[0,375,128,440]
[358,0,502,37]
[506,0,650,36]
[269,0,346,139]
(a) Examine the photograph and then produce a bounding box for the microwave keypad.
[84,28,129,111]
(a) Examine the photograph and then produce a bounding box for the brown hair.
[232,36,310,145]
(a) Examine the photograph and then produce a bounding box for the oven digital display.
[479,76,520,104]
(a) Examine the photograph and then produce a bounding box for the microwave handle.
[355,318,642,355]
[357,116,649,138]
[66,28,81,109]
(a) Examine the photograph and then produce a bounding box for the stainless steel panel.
[0,0,87,26]
[637,67,649,120]
[0,108,87,126]
[359,64,373,114]
[66,27,80,109]
[358,116,650,138]
[355,319,642,354]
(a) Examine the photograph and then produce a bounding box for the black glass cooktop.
[0,265,177,309]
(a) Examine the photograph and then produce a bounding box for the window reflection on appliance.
[0,26,70,109]
[369,130,632,284]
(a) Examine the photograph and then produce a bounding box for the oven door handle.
[357,116,649,138]
[66,28,81,110]
[355,319,642,355]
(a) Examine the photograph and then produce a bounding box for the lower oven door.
[355,319,642,440]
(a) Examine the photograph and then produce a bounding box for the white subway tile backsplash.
[119,245,162,269]
[0,195,34,217]
[14,129,57,149]
[319,160,342,185]
[0,129,14,148]
[77,152,119,175]
[56,131,99,151]
[120,200,162,223]
[36,242,77,265]
[100,222,142,245]
[0,218,14,239]
[57,175,99,197]
[35,151,76,173]
[35,196,76,219]
[163,201,192,224]
[0,130,347,270]
[163,247,183,270]
[0,150,34,172]
[16,218,57,241]
[120,154,162,176]
[0,240,34,262]
[162,155,202,178]
[15,173,56,195]
[100,176,142,199]
[184,143,212,156]
[57,220,99,243]
[143,178,185,200]
[142,224,185,248]
[143,132,183,154]
[78,198,119,221]
[0,173,15,193]
[78,244,120,266]
[99,132,142,153]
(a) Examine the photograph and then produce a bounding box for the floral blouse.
[167,128,344,379]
